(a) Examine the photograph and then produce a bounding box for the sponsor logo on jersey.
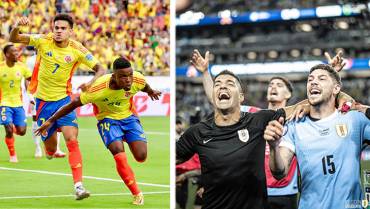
[238,129,249,143]
[85,54,93,61]
[45,51,52,57]
[335,124,348,138]
[64,55,72,63]
[203,138,213,144]
[319,128,330,136]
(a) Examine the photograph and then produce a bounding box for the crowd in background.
[0,0,170,75]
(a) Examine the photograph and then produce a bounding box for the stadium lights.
[336,20,349,29]
[300,23,313,32]
[247,52,257,60]
[267,50,279,59]
[290,49,301,58]
[312,48,322,57]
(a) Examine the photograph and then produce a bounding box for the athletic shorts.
[97,114,146,148]
[0,106,27,126]
[36,96,78,141]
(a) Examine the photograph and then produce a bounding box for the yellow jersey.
[29,33,99,101]
[0,62,32,107]
[80,72,146,120]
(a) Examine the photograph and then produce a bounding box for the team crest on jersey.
[238,129,249,143]
[2,73,7,77]
[125,92,131,97]
[85,54,93,61]
[335,124,348,138]
[1,116,6,121]
[362,199,369,208]
[64,55,73,63]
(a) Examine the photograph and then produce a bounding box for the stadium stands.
[0,0,170,75]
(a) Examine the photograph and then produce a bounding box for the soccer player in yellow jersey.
[9,14,106,200]
[0,44,31,163]
[36,57,162,205]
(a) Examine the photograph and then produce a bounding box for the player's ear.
[284,90,292,100]
[239,93,244,104]
[333,83,341,95]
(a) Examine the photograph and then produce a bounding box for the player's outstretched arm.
[78,64,106,92]
[9,17,31,44]
[190,49,213,104]
[142,83,161,100]
[264,117,294,179]
[34,97,83,136]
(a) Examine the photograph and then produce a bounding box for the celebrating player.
[0,44,31,163]
[35,57,161,205]
[264,64,370,209]
[9,14,106,200]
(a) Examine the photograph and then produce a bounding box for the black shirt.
[176,109,285,209]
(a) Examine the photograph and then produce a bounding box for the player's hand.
[15,17,30,27]
[287,104,310,121]
[148,90,161,101]
[197,187,204,198]
[340,101,368,114]
[34,120,53,136]
[325,50,346,72]
[78,82,92,92]
[264,117,284,148]
[190,49,209,73]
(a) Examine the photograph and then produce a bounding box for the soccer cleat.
[9,155,18,163]
[34,147,43,158]
[54,150,66,158]
[132,192,144,205]
[75,186,90,200]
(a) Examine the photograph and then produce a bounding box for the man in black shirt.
[176,70,288,209]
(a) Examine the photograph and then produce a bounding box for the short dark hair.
[53,13,74,28]
[214,70,242,88]
[270,76,293,94]
[3,44,13,54]
[309,64,341,85]
[113,57,131,71]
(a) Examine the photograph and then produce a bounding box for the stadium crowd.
[0,0,170,75]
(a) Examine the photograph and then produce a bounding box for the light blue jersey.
[280,110,370,209]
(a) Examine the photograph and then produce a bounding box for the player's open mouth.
[270,91,278,96]
[309,89,321,95]
[218,92,230,101]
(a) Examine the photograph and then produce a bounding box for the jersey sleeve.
[76,44,99,69]
[176,125,199,163]
[359,110,370,140]
[28,34,45,49]
[132,71,147,92]
[280,121,296,153]
[79,91,94,105]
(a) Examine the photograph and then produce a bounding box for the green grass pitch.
[0,116,170,209]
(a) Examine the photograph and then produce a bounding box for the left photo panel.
[0,1,170,208]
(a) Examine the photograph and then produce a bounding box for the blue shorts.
[36,96,78,141]
[97,115,147,148]
[0,106,27,127]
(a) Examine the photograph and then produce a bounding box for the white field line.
[0,191,169,200]
[0,167,169,188]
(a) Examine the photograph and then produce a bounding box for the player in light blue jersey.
[264,64,370,209]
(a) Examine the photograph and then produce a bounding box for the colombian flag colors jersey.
[0,62,32,107]
[80,72,146,120]
[29,33,98,101]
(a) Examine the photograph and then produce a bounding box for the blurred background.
[0,0,170,75]
[176,1,370,208]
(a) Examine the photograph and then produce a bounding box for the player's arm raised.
[142,83,161,101]
[35,97,83,136]
[190,49,214,104]
[9,17,31,44]
[78,64,106,92]
[264,117,295,179]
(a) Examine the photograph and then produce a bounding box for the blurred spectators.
[0,0,170,76]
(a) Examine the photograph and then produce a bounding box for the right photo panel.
[175,1,370,209]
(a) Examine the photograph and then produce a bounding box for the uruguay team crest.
[238,129,249,143]
[335,124,348,138]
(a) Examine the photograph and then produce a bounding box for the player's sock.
[66,140,83,184]
[56,132,61,151]
[114,152,141,195]
[32,121,41,147]
[5,136,16,156]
